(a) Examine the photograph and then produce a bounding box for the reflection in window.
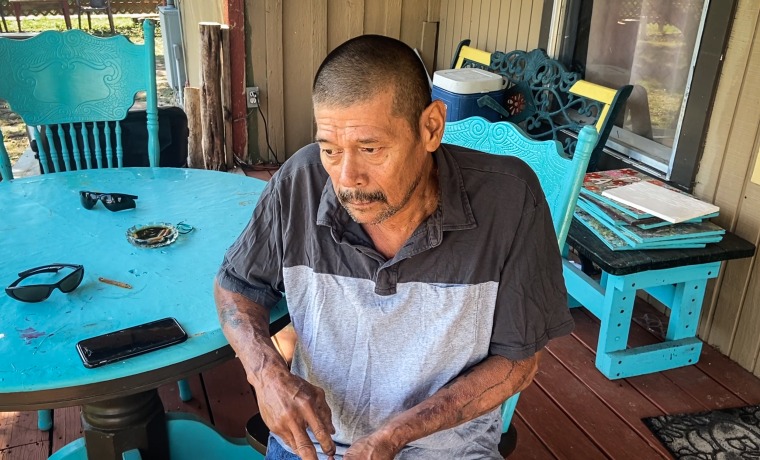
[575,0,706,148]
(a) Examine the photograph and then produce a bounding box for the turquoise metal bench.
[443,117,597,440]
[450,40,632,172]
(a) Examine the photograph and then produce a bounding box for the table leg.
[81,389,169,460]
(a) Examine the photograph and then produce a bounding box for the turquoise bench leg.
[122,449,142,460]
[177,379,192,402]
[563,259,719,379]
[38,409,52,431]
[500,393,520,432]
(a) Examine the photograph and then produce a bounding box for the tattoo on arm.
[218,303,245,329]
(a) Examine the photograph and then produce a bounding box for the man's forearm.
[376,353,539,450]
[213,280,290,388]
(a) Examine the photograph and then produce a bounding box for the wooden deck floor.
[3,169,760,459]
[3,300,760,459]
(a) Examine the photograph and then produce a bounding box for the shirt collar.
[316,145,477,239]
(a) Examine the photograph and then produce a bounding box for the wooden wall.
[241,0,545,161]
[436,0,546,72]
[177,0,545,161]
[695,0,760,377]
[244,0,442,162]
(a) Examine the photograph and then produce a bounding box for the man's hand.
[255,366,336,460]
[214,282,337,459]
[342,354,539,456]
[343,432,399,460]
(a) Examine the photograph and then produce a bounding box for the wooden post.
[223,0,248,163]
[199,22,226,171]
[184,87,204,169]
[220,25,235,170]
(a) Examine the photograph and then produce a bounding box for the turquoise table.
[0,168,285,460]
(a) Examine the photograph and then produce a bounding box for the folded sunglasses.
[5,263,85,303]
[80,191,138,212]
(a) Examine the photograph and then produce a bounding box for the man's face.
[315,90,430,225]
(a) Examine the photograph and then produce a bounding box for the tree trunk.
[199,22,226,171]
[184,86,204,169]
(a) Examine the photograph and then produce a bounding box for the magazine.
[602,181,720,224]
[574,210,714,251]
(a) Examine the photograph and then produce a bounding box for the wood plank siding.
[243,0,542,160]
[694,0,760,377]
[178,0,543,160]
[243,0,441,160]
[436,0,546,72]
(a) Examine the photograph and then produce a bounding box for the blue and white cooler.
[432,68,506,122]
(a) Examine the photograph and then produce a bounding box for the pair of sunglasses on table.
[5,264,84,303]
[80,191,138,212]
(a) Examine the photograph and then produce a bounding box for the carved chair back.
[0,20,159,180]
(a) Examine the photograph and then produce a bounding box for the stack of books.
[574,169,724,251]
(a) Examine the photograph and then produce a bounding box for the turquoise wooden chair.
[0,130,12,181]
[0,19,159,181]
[0,21,190,433]
[442,116,597,448]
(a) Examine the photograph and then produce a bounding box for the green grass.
[1,15,172,165]
[14,15,159,41]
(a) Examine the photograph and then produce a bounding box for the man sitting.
[214,34,572,459]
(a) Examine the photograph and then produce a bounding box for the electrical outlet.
[246,86,260,109]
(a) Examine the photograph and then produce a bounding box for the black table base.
[81,390,168,460]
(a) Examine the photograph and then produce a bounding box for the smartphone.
[76,317,188,368]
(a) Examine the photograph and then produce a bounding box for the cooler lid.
[432,68,505,94]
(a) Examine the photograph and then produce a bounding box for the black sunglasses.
[5,264,85,303]
[80,191,138,211]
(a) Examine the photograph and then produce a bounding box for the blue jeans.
[265,435,301,460]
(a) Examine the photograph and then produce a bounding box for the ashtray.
[126,223,179,248]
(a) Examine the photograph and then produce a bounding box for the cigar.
[98,277,133,289]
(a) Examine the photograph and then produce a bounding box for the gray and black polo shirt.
[217,142,573,459]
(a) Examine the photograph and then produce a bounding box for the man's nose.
[338,151,364,188]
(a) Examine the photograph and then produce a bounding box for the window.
[554,0,737,190]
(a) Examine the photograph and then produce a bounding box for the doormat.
[643,405,760,458]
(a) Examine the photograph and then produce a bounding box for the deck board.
[544,334,672,458]
[201,358,258,438]
[51,407,81,453]
[0,411,47,460]
[510,415,554,459]
[571,306,712,415]
[517,382,609,459]
[158,375,212,421]
[534,351,665,459]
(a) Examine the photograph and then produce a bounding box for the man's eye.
[360,148,376,153]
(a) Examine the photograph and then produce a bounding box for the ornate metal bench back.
[490,49,605,163]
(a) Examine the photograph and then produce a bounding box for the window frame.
[542,0,739,191]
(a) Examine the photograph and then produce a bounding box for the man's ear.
[420,100,446,153]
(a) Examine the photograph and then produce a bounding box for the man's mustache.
[338,189,387,204]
